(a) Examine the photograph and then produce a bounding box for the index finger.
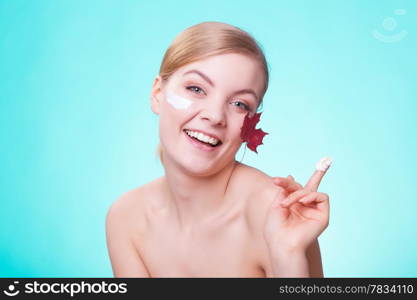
[304,157,333,191]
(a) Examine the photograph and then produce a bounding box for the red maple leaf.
[240,112,268,153]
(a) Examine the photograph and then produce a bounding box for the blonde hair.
[155,21,269,163]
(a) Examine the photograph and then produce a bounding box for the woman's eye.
[232,101,250,111]
[186,86,205,95]
[184,87,251,112]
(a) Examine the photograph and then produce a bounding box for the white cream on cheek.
[165,90,193,110]
[316,156,333,172]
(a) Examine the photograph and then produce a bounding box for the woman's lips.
[184,128,222,143]
[183,131,221,152]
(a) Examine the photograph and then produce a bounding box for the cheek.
[231,115,245,139]
[160,92,195,120]
[159,102,192,140]
[160,110,183,133]
[166,91,193,110]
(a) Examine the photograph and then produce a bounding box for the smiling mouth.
[183,129,223,148]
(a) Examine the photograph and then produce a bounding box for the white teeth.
[197,132,204,141]
[185,130,220,146]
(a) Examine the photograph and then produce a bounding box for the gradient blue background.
[1,0,416,277]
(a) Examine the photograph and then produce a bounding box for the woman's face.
[151,52,265,176]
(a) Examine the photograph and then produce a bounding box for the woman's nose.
[200,100,226,126]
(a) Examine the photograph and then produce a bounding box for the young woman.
[106,21,331,277]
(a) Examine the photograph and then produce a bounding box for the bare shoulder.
[105,177,165,277]
[232,163,286,237]
[106,186,145,232]
[230,163,286,276]
[233,162,285,215]
[106,176,166,232]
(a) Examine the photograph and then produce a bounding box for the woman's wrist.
[265,237,309,255]
[268,246,309,277]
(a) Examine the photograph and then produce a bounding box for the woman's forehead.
[173,54,265,92]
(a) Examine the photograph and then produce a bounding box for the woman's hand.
[263,160,331,253]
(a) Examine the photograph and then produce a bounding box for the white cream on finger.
[316,156,333,172]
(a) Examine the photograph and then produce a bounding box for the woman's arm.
[268,247,309,277]
[105,199,150,277]
[306,239,324,277]
[265,239,323,278]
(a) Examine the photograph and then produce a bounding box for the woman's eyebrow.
[183,69,214,87]
[182,69,259,101]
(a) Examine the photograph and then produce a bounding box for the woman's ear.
[150,75,163,115]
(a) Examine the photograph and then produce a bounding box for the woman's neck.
[161,157,239,233]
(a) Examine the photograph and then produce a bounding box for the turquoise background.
[1,0,416,277]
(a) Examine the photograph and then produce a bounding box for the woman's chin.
[162,142,237,176]
[179,159,220,177]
